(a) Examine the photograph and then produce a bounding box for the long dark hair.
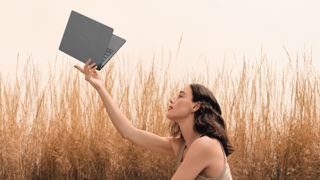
[169,83,234,156]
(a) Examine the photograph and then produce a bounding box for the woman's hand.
[74,59,104,90]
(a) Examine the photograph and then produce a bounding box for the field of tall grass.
[0,50,319,179]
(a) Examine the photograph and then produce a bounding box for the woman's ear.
[192,102,201,112]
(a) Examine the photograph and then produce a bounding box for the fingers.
[74,59,101,86]
[84,59,90,73]
[85,58,92,66]
[74,58,97,75]
[88,62,97,70]
[74,65,85,73]
[86,58,96,67]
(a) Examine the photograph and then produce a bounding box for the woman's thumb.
[74,65,85,73]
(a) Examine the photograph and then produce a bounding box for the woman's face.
[166,85,198,121]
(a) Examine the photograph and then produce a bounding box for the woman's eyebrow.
[179,91,186,94]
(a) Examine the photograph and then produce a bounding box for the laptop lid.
[99,34,126,70]
[59,10,114,68]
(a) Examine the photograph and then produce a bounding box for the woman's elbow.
[120,126,136,140]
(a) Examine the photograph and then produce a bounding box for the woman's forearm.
[96,85,134,138]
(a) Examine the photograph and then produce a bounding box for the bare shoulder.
[171,137,225,178]
[189,136,224,158]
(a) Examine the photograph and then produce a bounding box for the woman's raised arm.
[74,59,178,156]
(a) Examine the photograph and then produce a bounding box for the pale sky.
[1,0,319,79]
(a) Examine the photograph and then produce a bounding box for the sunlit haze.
[1,0,319,79]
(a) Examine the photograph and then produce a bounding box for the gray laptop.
[59,10,126,70]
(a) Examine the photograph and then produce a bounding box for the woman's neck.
[178,116,201,148]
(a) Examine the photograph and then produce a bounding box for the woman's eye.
[178,94,183,98]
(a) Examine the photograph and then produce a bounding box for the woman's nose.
[169,97,174,104]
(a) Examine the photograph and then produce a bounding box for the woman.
[75,59,234,180]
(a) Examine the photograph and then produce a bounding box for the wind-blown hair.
[169,83,234,156]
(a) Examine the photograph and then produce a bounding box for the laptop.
[59,10,126,70]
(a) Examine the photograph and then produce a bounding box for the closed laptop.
[59,10,126,70]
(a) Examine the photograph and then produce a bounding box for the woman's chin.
[165,113,173,120]
[166,113,177,122]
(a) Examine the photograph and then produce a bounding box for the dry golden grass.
[0,51,319,179]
